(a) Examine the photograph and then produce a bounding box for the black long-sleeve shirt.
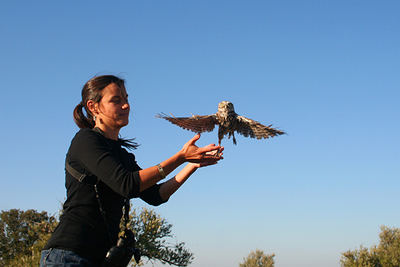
[44,128,167,264]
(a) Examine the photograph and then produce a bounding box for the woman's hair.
[73,75,138,149]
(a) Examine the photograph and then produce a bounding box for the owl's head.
[218,101,235,113]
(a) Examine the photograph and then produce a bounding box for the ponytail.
[73,102,95,129]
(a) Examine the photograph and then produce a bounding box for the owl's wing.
[235,115,285,139]
[157,113,218,133]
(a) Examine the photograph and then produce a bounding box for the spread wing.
[157,113,218,133]
[235,115,285,139]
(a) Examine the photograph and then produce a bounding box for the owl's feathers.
[235,115,284,140]
[158,114,218,133]
[157,101,285,145]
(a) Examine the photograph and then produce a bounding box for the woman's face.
[95,83,130,130]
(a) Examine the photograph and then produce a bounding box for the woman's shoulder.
[74,128,105,138]
[70,128,105,148]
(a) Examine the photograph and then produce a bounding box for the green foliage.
[0,208,193,267]
[0,209,57,267]
[239,249,275,267]
[128,207,194,266]
[341,226,400,267]
[341,246,380,267]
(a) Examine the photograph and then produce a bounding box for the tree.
[0,209,57,267]
[0,208,193,267]
[341,226,400,267]
[128,208,194,266]
[239,249,275,267]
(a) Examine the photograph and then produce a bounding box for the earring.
[93,115,96,121]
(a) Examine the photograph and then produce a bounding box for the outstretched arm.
[138,134,223,192]
[158,146,223,201]
[158,163,198,201]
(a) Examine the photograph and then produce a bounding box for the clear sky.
[1,1,399,266]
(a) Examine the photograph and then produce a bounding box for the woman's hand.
[179,134,223,167]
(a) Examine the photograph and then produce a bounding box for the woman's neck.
[94,124,120,140]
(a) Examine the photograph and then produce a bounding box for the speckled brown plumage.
[157,101,285,146]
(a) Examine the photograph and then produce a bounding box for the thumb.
[188,133,201,145]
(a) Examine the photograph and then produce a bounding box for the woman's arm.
[138,134,222,192]
[72,130,221,198]
[158,147,223,201]
[158,163,198,201]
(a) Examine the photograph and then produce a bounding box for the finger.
[203,154,223,160]
[204,151,223,157]
[199,145,221,154]
[199,161,219,167]
[201,143,216,150]
[205,150,219,156]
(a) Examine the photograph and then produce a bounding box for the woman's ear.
[86,100,98,116]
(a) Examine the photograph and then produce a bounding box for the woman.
[40,75,223,266]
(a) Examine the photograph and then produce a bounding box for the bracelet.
[156,164,166,179]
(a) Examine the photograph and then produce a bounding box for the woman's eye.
[111,98,121,104]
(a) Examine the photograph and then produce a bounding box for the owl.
[157,101,285,146]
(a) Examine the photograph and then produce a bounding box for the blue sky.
[1,1,399,266]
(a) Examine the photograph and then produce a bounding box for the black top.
[44,128,167,264]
